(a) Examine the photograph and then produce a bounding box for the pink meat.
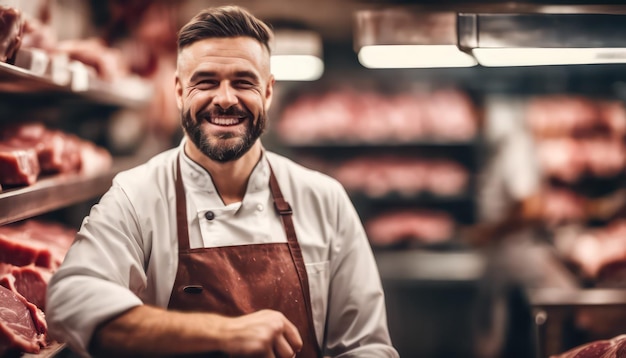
[551,334,626,358]
[537,138,585,183]
[0,285,46,356]
[0,264,10,275]
[0,123,68,174]
[0,230,54,268]
[20,220,76,258]
[59,133,82,174]
[0,221,75,270]
[526,95,599,137]
[0,263,52,310]
[425,160,469,196]
[600,101,626,138]
[583,138,626,178]
[565,221,626,279]
[365,210,455,246]
[389,93,426,141]
[2,130,70,175]
[0,143,40,186]
[0,6,23,64]
[0,123,112,178]
[541,188,586,225]
[36,130,70,174]
[79,139,113,176]
[425,89,477,140]
[332,157,467,198]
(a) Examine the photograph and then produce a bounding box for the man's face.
[175,36,274,162]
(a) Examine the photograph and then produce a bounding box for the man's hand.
[93,306,303,357]
[219,310,303,358]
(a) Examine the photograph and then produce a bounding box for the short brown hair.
[177,6,273,53]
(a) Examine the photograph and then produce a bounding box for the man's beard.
[182,106,266,162]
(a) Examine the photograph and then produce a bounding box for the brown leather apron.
[167,157,322,358]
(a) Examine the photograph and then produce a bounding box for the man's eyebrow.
[189,71,217,83]
[234,70,260,82]
[189,70,260,83]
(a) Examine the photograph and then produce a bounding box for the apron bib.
[167,157,321,358]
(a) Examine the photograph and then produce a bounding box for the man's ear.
[264,74,275,111]
[174,71,183,110]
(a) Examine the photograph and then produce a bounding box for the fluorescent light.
[354,10,478,69]
[358,45,477,68]
[270,55,324,81]
[458,13,626,66]
[473,47,626,67]
[270,29,324,81]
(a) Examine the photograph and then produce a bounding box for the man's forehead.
[179,37,268,60]
[178,37,270,74]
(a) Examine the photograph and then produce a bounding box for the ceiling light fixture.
[458,13,626,67]
[354,10,477,69]
[270,29,324,81]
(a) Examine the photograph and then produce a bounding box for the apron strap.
[267,162,319,351]
[175,156,191,251]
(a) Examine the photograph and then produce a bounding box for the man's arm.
[46,180,302,358]
[324,186,400,358]
[92,306,302,357]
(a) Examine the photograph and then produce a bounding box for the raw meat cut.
[0,229,53,268]
[0,220,75,270]
[330,157,468,197]
[555,220,626,279]
[57,38,130,82]
[277,88,478,144]
[36,130,75,174]
[1,124,79,175]
[0,263,51,310]
[78,138,113,176]
[526,95,598,138]
[0,285,46,356]
[365,210,455,246]
[0,144,40,186]
[0,122,113,186]
[551,334,626,357]
[0,6,22,63]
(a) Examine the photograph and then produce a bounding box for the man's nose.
[213,83,238,109]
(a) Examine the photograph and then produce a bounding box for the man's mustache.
[200,106,250,119]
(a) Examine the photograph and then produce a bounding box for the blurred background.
[4,0,626,357]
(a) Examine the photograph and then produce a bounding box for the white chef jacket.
[46,139,398,358]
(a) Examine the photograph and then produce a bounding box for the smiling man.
[179,35,269,165]
[46,6,398,358]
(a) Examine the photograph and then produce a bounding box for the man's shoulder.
[113,147,178,192]
[266,151,344,195]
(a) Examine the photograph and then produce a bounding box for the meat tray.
[22,342,67,358]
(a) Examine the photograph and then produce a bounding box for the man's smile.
[207,116,246,126]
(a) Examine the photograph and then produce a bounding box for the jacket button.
[205,211,215,220]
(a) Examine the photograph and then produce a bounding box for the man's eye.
[234,80,255,88]
[195,80,218,88]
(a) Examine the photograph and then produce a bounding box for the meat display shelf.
[374,249,487,282]
[283,138,481,149]
[283,139,482,167]
[0,156,142,226]
[528,288,626,357]
[528,288,626,307]
[0,59,150,109]
[351,191,474,204]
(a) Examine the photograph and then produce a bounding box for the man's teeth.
[210,117,242,126]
